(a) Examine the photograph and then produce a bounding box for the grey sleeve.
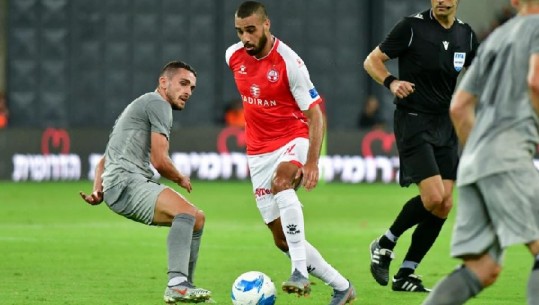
[147,101,171,140]
[531,26,539,54]
[457,55,482,96]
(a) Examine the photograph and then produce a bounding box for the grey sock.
[422,266,482,305]
[167,213,195,281]
[528,257,539,305]
[187,227,204,283]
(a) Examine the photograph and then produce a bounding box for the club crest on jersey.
[453,52,466,72]
[250,84,261,98]
[267,68,279,82]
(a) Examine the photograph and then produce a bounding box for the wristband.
[383,75,397,90]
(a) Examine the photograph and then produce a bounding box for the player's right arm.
[528,53,539,117]
[450,90,477,146]
[150,132,192,193]
[363,18,415,99]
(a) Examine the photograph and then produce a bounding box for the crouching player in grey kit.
[422,0,539,304]
[80,61,212,304]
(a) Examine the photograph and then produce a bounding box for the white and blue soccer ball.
[231,271,276,305]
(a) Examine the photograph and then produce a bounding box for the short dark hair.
[236,1,268,19]
[160,60,197,78]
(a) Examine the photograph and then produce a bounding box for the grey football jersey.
[456,15,539,186]
[102,92,172,190]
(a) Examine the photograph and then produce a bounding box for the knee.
[482,265,502,287]
[194,210,205,231]
[271,176,293,194]
[528,240,539,255]
[423,193,453,216]
[422,192,444,209]
[432,196,453,218]
[465,257,502,288]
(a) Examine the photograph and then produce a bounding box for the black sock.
[404,212,446,264]
[379,196,430,250]
[378,235,395,250]
[395,267,414,279]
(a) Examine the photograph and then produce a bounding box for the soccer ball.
[231,271,276,305]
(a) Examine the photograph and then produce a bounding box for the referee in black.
[363,0,479,292]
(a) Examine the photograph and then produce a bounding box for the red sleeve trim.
[308,98,323,110]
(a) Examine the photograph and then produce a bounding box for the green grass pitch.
[0,181,531,304]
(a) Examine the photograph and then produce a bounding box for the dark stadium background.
[0,0,519,182]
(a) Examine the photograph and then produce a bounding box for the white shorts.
[248,138,309,224]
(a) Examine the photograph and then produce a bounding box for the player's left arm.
[301,104,324,191]
[80,155,104,205]
[284,50,324,191]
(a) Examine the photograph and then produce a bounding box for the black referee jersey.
[380,9,479,114]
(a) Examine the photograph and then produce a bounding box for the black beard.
[171,104,183,111]
[246,33,268,56]
[167,91,184,111]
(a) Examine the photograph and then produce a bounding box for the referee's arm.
[364,47,415,99]
[363,47,392,85]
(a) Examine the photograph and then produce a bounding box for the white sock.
[275,189,308,278]
[305,241,349,291]
[168,276,188,287]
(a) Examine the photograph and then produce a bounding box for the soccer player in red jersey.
[226,2,355,305]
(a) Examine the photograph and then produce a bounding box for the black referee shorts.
[394,108,459,187]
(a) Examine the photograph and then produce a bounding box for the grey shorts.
[451,167,539,259]
[103,175,167,225]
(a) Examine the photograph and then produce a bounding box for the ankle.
[395,267,414,279]
[379,235,396,250]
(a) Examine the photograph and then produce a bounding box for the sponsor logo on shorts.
[284,144,296,156]
[254,187,271,198]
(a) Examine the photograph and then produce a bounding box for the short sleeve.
[465,28,480,67]
[289,60,320,111]
[379,19,413,59]
[457,51,482,96]
[147,100,172,140]
[531,25,539,54]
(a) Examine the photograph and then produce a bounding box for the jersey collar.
[429,9,456,30]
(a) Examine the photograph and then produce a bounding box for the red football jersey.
[226,37,322,155]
